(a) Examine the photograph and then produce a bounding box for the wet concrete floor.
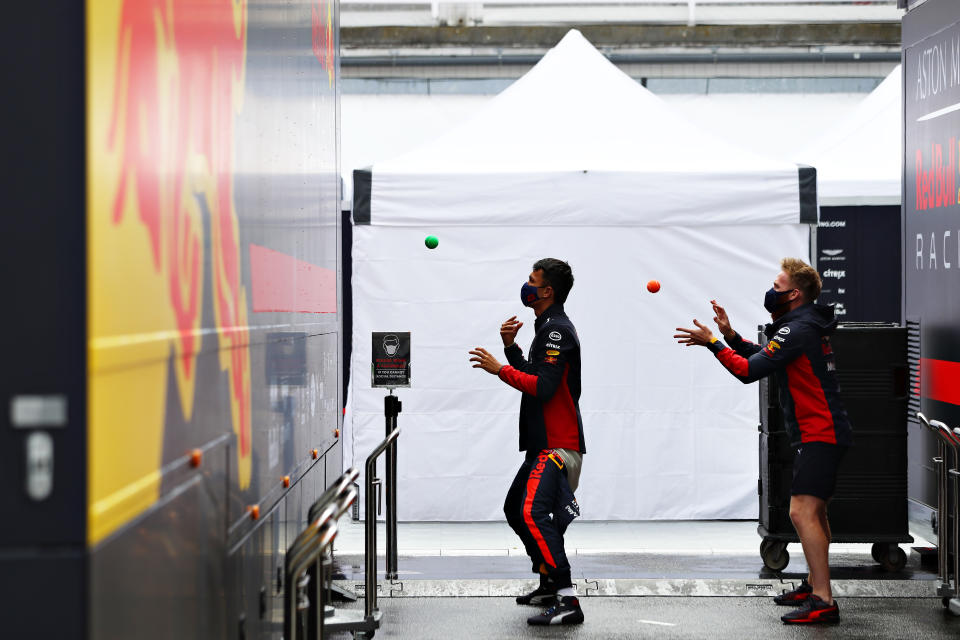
[328,596,960,640]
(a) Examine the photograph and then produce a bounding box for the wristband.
[707,337,725,355]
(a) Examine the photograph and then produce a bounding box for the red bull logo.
[89,0,337,544]
[108,0,253,480]
[89,0,253,544]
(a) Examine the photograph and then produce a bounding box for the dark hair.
[533,258,574,304]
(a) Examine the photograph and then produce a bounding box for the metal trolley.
[757,323,913,572]
[917,412,960,615]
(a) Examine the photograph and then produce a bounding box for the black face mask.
[763,287,795,313]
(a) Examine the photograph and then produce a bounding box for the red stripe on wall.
[921,358,960,406]
[249,244,336,313]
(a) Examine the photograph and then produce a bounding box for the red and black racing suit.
[706,303,853,448]
[498,303,585,589]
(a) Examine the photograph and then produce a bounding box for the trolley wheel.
[870,542,884,563]
[760,538,774,557]
[879,545,907,572]
[761,541,790,571]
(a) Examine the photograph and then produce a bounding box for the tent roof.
[359,29,813,227]
[797,66,901,206]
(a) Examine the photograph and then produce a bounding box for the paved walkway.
[323,519,957,637]
[329,596,960,639]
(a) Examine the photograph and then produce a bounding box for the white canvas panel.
[371,169,801,228]
[347,222,810,520]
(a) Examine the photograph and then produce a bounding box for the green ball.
[424,235,439,249]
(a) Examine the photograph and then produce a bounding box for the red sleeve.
[498,364,538,395]
[716,347,750,377]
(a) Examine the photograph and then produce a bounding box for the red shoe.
[780,595,840,624]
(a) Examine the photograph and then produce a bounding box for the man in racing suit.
[469,258,585,626]
[674,258,852,625]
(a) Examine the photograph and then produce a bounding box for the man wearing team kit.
[674,258,852,625]
[469,258,586,626]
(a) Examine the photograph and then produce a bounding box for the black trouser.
[503,450,580,589]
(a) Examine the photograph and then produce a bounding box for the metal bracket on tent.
[778,578,799,593]
[388,579,404,597]
[581,578,600,597]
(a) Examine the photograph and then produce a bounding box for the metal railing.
[322,428,401,639]
[365,427,400,618]
[917,412,960,614]
[307,467,360,638]
[285,470,359,640]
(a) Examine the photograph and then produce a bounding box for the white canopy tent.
[347,30,816,521]
[797,65,901,205]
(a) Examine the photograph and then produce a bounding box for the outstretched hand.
[674,319,716,347]
[469,347,503,375]
[710,299,735,339]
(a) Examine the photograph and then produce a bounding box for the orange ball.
[646,279,661,293]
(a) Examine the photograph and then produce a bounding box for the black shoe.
[780,595,840,624]
[516,583,558,606]
[527,596,584,626]
[773,579,813,606]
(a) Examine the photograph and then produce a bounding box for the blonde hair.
[781,258,821,302]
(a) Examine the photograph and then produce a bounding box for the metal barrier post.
[385,393,401,579]
[952,427,960,616]
[285,469,358,640]
[933,422,960,593]
[918,413,956,599]
[306,468,360,638]
[365,428,400,618]
[286,505,336,640]
[320,432,399,638]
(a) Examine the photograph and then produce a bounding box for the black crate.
[759,432,795,533]
[758,324,912,546]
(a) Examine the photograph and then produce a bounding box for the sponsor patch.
[547,451,565,469]
[546,350,560,356]
[546,343,561,349]
[772,335,785,343]
[544,356,558,364]
[778,326,791,335]
[767,340,781,352]
[548,331,562,341]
